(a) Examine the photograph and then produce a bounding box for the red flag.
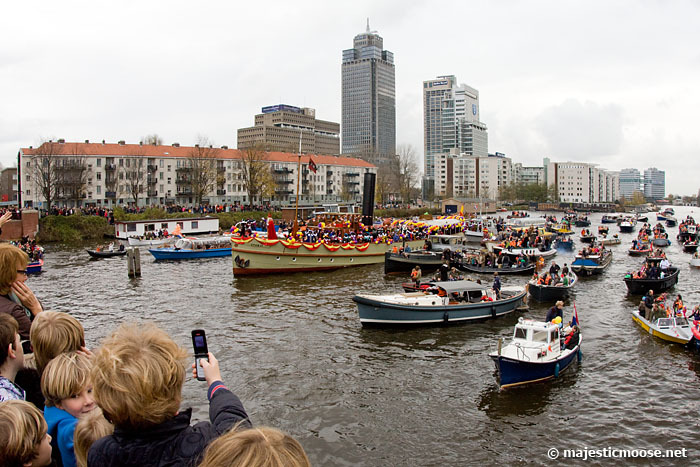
[308,157,317,174]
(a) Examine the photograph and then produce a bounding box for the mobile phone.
[191,329,208,381]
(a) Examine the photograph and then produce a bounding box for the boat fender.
[554,362,560,378]
[491,305,496,319]
[577,349,582,362]
[443,311,449,323]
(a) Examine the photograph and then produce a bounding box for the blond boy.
[0,314,25,401]
[73,408,113,467]
[41,351,95,467]
[0,399,53,466]
[30,311,85,376]
[88,323,250,466]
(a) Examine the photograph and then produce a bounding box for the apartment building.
[18,140,374,208]
[546,161,619,203]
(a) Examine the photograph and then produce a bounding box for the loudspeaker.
[361,173,376,226]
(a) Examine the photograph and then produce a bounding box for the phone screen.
[191,330,208,381]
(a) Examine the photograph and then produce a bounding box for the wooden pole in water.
[127,247,141,277]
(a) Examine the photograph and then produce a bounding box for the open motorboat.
[571,248,613,276]
[353,280,527,326]
[630,309,693,346]
[149,236,232,260]
[527,272,577,301]
[623,257,679,295]
[490,318,582,389]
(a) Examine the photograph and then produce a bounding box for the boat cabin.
[655,316,690,330]
[115,217,219,240]
[427,234,469,252]
[173,236,231,250]
[512,319,561,352]
[506,217,547,229]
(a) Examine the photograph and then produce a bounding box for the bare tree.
[141,134,163,145]
[124,151,147,207]
[240,143,274,208]
[31,140,62,209]
[395,144,419,203]
[47,143,88,207]
[188,137,220,205]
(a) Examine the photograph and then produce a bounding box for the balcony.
[345,181,360,186]
[274,179,293,185]
[147,177,157,185]
[178,188,193,195]
[345,172,360,177]
[105,191,117,198]
[147,190,158,197]
[326,170,333,176]
[105,164,116,171]
[217,189,226,195]
[175,177,191,184]
[275,189,293,195]
[176,167,192,173]
[274,167,293,174]
[147,164,158,172]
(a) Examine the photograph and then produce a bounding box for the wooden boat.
[353,280,527,326]
[630,309,693,345]
[628,243,652,256]
[149,236,231,260]
[87,249,127,258]
[600,235,621,246]
[571,249,613,276]
[27,259,44,274]
[527,272,577,301]
[384,251,444,274]
[231,236,424,275]
[490,318,581,389]
[623,258,679,295]
[454,262,535,275]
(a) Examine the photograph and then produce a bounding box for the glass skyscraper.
[341,22,395,164]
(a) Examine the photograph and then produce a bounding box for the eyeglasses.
[16,270,27,275]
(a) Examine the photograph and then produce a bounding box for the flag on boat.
[572,301,579,327]
[459,205,464,216]
[308,157,317,174]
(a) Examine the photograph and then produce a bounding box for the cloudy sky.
[2,0,699,195]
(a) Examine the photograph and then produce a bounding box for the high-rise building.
[546,161,619,203]
[643,167,665,200]
[341,21,395,164]
[237,104,340,155]
[619,168,642,199]
[422,75,488,198]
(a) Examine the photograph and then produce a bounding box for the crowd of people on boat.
[626,257,672,280]
[530,262,574,287]
[0,242,311,467]
[11,237,44,262]
[638,290,700,322]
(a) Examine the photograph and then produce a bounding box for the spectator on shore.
[0,244,43,342]
[0,399,53,467]
[30,311,86,377]
[0,314,25,402]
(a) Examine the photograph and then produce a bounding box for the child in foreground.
[30,310,86,377]
[0,399,53,467]
[73,407,113,467]
[87,323,250,467]
[0,314,25,401]
[42,351,96,467]
[199,424,311,467]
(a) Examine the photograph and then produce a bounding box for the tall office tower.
[341,21,395,165]
[643,167,665,201]
[422,76,488,196]
[619,168,642,199]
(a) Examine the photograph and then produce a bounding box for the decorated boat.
[492,245,557,259]
[527,272,577,301]
[630,309,693,345]
[352,280,527,326]
[87,249,127,258]
[623,257,679,295]
[384,250,444,274]
[490,318,582,389]
[571,249,613,276]
[27,259,44,274]
[149,236,231,260]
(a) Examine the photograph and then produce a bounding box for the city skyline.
[2,0,699,195]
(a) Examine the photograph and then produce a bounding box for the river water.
[29,206,700,465]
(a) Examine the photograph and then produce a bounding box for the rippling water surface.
[29,207,700,465]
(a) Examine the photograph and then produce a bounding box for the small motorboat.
[601,215,618,224]
[683,241,698,253]
[554,235,574,251]
[527,272,577,301]
[600,235,621,246]
[27,259,44,274]
[490,317,582,389]
[574,218,591,227]
[149,236,232,260]
[666,216,677,227]
[454,262,535,275]
[87,248,127,258]
[690,255,700,268]
[630,309,693,346]
[619,219,637,233]
[384,250,444,274]
[628,243,652,256]
[651,236,671,247]
[579,231,596,244]
[492,245,557,259]
[598,226,609,235]
[353,280,527,326]
[571,249,613,276]
[623,257,680,295]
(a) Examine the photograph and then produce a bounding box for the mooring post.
[127,248,142,277]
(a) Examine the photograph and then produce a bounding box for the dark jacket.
[545,306,563,322]
[643,293,654,308]
[0,294,32,341]
[88,382,250,467]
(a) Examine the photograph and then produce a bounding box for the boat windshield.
[514,327,528,340]
[532,329,549,343]
[656,318,672,328]
[674,318,689,327]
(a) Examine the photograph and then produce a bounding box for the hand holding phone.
[191,329,208,381]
